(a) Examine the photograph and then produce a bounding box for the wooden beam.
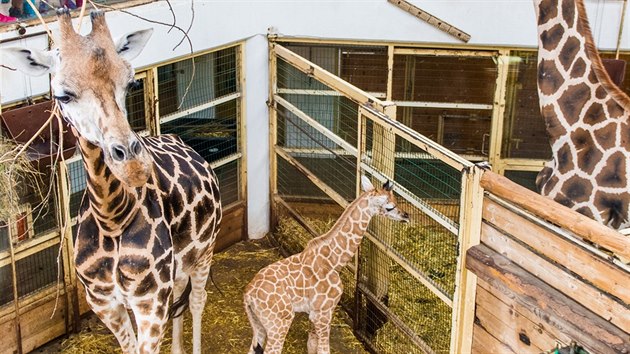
[466,244,630,354]
[481,221,629,332]
[273,195,319,239]
[472,323,517,354]
[387,0,471,42]
[480,171,630,260]
[483,198,630,304]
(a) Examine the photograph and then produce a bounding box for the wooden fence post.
[450,164,484,354]
[268,40,279,232]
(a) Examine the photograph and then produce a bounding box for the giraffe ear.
[114,28,153,62]
[1,47,56,76]
[383,180,394,191]
[361,176,374,192]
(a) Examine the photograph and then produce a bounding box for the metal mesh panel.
[0,262,13,307]
[502,50,550,160]
[126,77,147,132]
[272,44,467,354]
[15,245,59,298]
[157,47,238,117]
[214,159,239,207]
[161,100,238,164]
[67,159,87,219]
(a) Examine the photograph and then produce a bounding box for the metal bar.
[394,100,493,110]
[393,48,496,57]
[158,92,241,124]
[276,88,386,99]
[208,152,242,170]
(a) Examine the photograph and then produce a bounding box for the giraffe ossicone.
[534,0,630,231]
[3,9,222,354]
[244,176,410,354]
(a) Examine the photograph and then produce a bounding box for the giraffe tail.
[169,277,192,319]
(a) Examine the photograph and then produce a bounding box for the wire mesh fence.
[271,43,472,353]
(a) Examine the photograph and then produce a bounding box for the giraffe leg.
[85,290,137,353]
[189,261,212,354]
[133,300,170,354]
[308,310,335,354]
[171,278,189,354]
[260,313,294,354]
[244,297,267,354]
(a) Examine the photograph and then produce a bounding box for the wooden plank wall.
[467,171,630,354]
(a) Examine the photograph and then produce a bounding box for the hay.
[59,239,366,353]
[0,138,41,221]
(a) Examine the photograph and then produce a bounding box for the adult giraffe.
[4,10,222,353]
[535,0,630,230]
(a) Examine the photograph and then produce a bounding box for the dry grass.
[58,239,366,354]
[0,138,41,221]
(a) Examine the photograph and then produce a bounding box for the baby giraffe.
[244,176,410,354]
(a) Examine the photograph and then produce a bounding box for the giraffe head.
[361,176,410,223]
[3,9,154,187]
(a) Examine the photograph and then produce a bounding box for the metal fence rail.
[270,43,479,353]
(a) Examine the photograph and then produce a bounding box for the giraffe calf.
[244,176,409,354]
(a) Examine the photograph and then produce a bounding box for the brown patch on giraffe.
[593,123,617,150]
[118,254,150,274]
[575,206,595,220]
[556,143,574,174]
[150,324,161,338]
[587,68,598,84]
[595,86,607,99]
[540,24,565,51]
[594,191,630,229]
[583,102,605,125]
[182,248,198,268]
[596,151,627,188]
[136,300,153,315]
[571,128,603,174]
[558,83,591,125]
[134,273,157,297]
[561,0,575,28]
[538,0,558,25]
[561,175,593,203]
[541,104,566,143]
[538,60,565,96]
[537,167,556,194]
[559,36,580,72]
[570,58,586,79]
[606,99,624,118]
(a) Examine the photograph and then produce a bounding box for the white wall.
[1,0,628,238]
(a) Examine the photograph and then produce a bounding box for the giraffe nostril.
[130,140,142,156]
[111,144,127,162]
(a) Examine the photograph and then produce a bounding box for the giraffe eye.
[54,95,73,104]
[385,206,395,212]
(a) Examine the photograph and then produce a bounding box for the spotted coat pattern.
[243,181,409,354]
[535,0,630,229]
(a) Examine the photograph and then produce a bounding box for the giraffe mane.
[575,0,630,111]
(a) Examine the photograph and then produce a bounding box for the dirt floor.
[37,238,367,353]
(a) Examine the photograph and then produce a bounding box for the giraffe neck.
[77,136,141,236]
[305,192,373,270]
[536,0,630,144]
